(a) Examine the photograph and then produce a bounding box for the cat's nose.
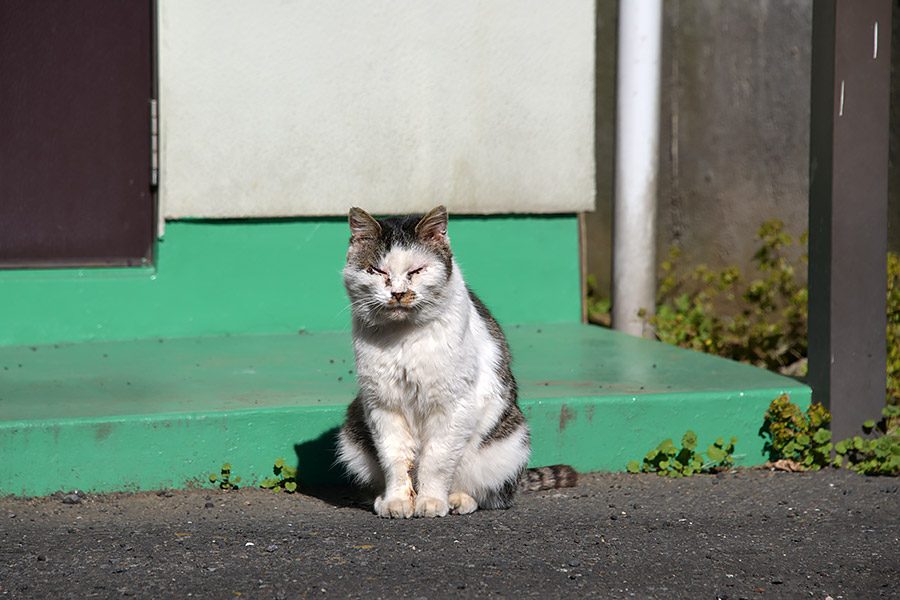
[391,291,405,301]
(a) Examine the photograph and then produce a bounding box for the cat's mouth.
[386,303,414,314]
[383,301,417,320]
[376,290,418,321]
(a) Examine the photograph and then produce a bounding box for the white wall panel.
[159,1,595,218]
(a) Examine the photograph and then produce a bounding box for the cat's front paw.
[448,492,478,515]
[374,495,414,519]
[414,496,449,518]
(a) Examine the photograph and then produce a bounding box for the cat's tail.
[519,465,578,492]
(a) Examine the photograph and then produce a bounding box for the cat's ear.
[348,207,381,244]
[415,205,449,246]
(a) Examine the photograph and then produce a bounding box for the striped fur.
[519,465,579,492]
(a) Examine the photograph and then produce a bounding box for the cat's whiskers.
[338,296,380,318]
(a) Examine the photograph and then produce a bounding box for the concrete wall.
[158,0,897,291]
[158,0,595,219]
[586,1,816,297]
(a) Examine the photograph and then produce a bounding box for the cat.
[336,205,576,518]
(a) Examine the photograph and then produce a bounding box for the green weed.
[627,430,737,477]
[834,405,900,475]
[887,253,900,406]
[588,222,900,406]
[585,274,611,327]
[763,396,900,475]
[209,462,241,490]
[760,394,833,470]
[648,220,808,373]
[259,457,300,493]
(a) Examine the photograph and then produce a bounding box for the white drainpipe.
[612,0,664,338]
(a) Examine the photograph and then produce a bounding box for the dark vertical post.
[808,0,892,441]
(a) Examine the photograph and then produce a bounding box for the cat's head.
[343,206,454,326]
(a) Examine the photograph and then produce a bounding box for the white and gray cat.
[336,205,576,518]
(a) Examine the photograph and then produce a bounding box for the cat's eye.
[407,267,424,280]
[366,265,386,276]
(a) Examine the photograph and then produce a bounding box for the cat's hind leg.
[335,398,384,490]
[448,492,478,515]
[451,423,530,511]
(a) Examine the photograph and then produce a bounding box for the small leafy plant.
[585,275,611,327]
[627,430,737,477]
[887,253,900,406]
[648,221,808,374]
[763,396,900,475]
[705,436,739,469]
[834,404,900,475]
[209,462,241,490]
[587,226,900,404]
[260,457,300,493]
[761,394,833,471]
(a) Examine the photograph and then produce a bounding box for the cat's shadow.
[293,427,370,511]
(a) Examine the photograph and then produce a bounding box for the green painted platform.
[0,323,810,496]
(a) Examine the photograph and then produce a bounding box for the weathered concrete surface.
[587,1,900,295]
[1,469,897,598]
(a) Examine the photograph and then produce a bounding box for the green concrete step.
[0,323,810,496]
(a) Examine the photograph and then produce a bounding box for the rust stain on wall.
[94,422,112,442]
[558,404,575,432]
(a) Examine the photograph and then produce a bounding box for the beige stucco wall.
[158,0,595,219]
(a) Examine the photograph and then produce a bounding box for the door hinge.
[150,99,159,187]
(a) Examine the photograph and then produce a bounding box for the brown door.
[0,1,154,268]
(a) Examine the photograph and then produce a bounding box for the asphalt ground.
[1,469,898,599]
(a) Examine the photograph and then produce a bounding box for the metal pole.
[808,0,890,441]
[612,0,663,338]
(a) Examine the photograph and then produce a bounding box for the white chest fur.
[353,289,501,425]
